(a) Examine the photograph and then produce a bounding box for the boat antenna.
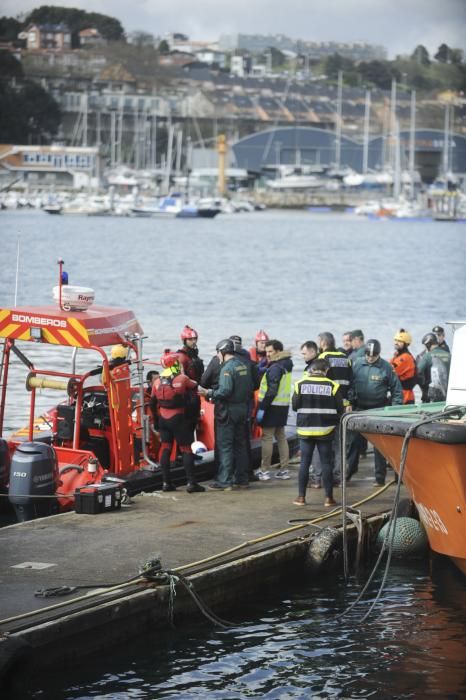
[57,258,65,311]
[14,237,20,306]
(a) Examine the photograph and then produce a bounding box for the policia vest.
[318,350,352,403]
[292,374,343,438]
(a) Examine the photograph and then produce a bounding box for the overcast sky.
[4,0,466,58]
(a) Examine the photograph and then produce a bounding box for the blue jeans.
[299,437,334,498]
[311,423,340,482]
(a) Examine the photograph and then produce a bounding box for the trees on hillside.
[411,45,430,66]
[0,50,23,78]
[25,6,125,47]
[0,81,60,143]
[0,16,22,42]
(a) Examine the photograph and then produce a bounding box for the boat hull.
[347,404,466,576]
[362,432,466,575]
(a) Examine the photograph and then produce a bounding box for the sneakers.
[232,483,250,490]
[186,482,205,493]
[207,482,233,492]
[162,482,176,492]
[293,496,306,506]
[275,469,291,480]
[256,470,271,481]
[373,481,385,487]
[324,497,337,507]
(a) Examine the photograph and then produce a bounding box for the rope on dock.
[339,405,464,623]
[0,483,395,630]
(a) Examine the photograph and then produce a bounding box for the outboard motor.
[8,442,58,522]
[0,438,11,513]
[0,439,11,489]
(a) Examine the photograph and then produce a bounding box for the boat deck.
[0,454,401,629]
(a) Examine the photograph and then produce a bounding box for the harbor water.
[0,209,466,698]
[0,209,465,428]
[22,560,466,699]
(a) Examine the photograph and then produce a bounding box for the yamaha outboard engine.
[0,438,11,513]
[8,442,58,522]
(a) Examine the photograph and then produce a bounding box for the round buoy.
[376,517,428,557]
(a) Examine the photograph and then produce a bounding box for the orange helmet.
[180,325,198,341]
[255,329,269,342]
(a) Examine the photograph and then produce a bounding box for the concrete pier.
[0,456,403,688]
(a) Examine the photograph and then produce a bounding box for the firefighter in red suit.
[249,329,269,364]
[150,353,205,493]
[177,325,204,431]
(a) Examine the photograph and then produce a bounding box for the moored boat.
[0,262,295,523]
[345,323,466,575]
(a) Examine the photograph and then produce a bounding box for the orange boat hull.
[363,432,466,575]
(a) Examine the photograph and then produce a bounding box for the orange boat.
[0,261,282,522]
[346,323,466,576]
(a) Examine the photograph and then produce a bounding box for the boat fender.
[305,527,342,575]
[0,636,32,693]
[376,517,428,558]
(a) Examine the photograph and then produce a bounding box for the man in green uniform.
[199,338,252,491]
[417,332,451,402]
[347,339,403,485]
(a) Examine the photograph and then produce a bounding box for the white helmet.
[191,440,207,454]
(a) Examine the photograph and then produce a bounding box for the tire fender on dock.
[305,527,342,575]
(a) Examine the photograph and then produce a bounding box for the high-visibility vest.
[318,350,351,400]
[258,366,292,407]
[293,375,340,437]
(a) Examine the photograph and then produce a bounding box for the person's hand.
[345,405,353,413]
[255,409,265,424]
[198,386,208,396]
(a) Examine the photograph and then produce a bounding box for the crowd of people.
[147,324,452,507]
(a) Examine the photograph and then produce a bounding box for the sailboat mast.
[335,70,343,168]
[442,102,450,175]
[409,90,416,199]
[362,89,371,174]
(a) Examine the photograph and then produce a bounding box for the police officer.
[432,325,450,353]
[349,330,366,362]
[315,332,353,486]
[318,332,352,405]
[199,339,252,491]
[292,358,345,507]
[347,339,403,485]
[417,332,451,402]
[300,341,318,374]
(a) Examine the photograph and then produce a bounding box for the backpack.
[155,375,185,409]
[428,354,449,402]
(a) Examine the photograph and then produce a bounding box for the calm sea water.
[1,209,466,698]
[0,209,465,426]
[26,561,466,699]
